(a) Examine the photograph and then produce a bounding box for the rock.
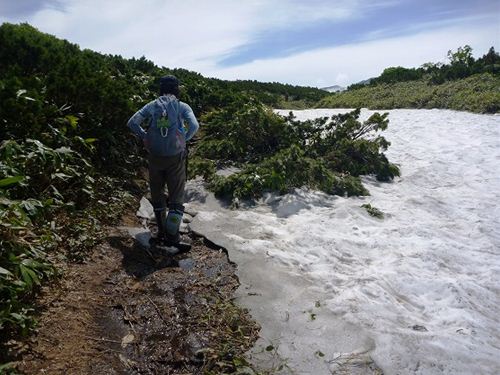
[178,258,196,271]
[136,197,154,219]
[179,222,190,233]
[184,208,198,217]
[121,333,135,348]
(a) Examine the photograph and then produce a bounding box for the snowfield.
[187,109,500,374]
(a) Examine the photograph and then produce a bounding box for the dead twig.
[83,335,121,344]
[146,295,169,325]
[122,305,137,333]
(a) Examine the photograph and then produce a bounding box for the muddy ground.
[11,212,259,374]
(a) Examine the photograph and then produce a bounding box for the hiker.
[127,75,199,244]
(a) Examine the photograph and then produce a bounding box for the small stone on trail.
[184,208,197,217]
[121,333,135,348]
[178,258,196,271]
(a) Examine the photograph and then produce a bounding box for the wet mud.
[16,214,259,374]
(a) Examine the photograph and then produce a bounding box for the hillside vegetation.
[318,73,500,113]
[319,46,500,113]
[0,22,398,364]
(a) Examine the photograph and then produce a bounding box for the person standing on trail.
[127,75,199,244]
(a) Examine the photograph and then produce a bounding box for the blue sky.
[1,0,498,87]
[218,0,498,66]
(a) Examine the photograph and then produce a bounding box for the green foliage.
[188,157,217,180]
[361,203,384,219]
[0,137,135,338]
[447,45,474,67]
[0,23,144,345]
[319,73,500,113]
[376,66,422,84]
[295,110,399,181]
[0,193,56,336]
[221,79,328,108]
[198,108,397,200]
[197,99,289,163]
[209,146,342,199]
[0,139,94,206]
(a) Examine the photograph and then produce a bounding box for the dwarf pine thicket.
[0,22,398,354]
[319,46,500,113]
[193,105,399,200]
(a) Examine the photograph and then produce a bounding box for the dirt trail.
[16,213,259,374]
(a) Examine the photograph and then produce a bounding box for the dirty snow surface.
[188,109,500,374]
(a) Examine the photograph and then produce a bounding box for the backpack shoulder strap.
[177,100,184,130]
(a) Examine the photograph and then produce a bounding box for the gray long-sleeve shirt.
[127,94,199,156]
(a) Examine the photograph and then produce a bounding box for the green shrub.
[0,190,57,335]
[197,99,290,163]
[0,139,94,206]
[188,157,217,180]
[0,138,135,338]
[201,108,397,200]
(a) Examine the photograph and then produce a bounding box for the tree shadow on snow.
[267,191,336,218]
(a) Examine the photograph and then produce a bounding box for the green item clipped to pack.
[157,109,171,137]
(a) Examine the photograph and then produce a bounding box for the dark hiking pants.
[148,152,186,212]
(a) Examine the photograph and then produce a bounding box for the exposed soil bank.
[10,212,259,374]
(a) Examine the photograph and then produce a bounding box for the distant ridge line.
[321,85,346,93]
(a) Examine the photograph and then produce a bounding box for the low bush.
[197,98,289,163]
[193,107,398,200]
[0,137,134,343]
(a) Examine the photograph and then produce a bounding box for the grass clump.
[198,297,260,374]
[361,203,384,219]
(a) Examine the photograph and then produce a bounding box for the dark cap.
[160,75,179,87]
[159,75,180,96]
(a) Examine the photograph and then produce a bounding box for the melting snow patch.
[188,109,500,374]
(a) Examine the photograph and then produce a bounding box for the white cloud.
[2,0,387,72]
[28,0,257,68]
[204,23,499,86]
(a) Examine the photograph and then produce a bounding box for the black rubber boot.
[153,208,167,240]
